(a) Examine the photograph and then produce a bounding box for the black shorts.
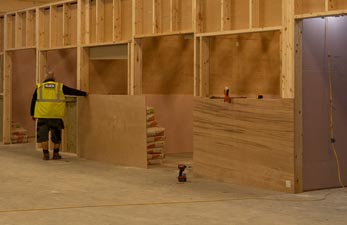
[36,119,64,144]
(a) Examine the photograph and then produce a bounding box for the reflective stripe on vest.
[34,82,65,119]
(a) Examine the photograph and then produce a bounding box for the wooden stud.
[294,19,303,193]
[325,0,329,11]
[131,39,142,95]
[199,36,209,97]
[78,47,90,91]
[63,3,71,46]
[194,35,200,96]
[96,0,105,43]
[281,0,294,98]
[127,42,131,95]
[134,0,142,35]
[114,0,122,41]
[3,51,12,143]
[38,51,48,82]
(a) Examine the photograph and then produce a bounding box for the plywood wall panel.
[46,48,77,88]
[12,49,36,137]
[209,31,280,97]
[142,35,194,94]
[89,59,128,95]
[194,98,295,193]
[78,95,147,168]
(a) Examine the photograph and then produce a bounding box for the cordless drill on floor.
[178,164,187,182]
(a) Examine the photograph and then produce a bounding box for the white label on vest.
[44,84,56,88]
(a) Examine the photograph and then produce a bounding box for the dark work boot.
[52,149,62,160]
[43,150,49,160]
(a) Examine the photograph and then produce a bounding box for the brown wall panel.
[12,49,36,137]
[46,48,77,88]
[142,35,194,95]
[89,59,128,95]
[209,31,281,97]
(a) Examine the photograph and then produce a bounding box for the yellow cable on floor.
[0,191,339,214]
[325,17,345,188]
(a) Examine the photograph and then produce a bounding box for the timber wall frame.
[1,0,347,193]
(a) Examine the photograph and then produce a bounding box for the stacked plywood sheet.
[11,121,28,144]
[146,107,165,165]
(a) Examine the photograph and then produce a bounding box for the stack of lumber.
[11,121,28,144]
[146,107,165,165]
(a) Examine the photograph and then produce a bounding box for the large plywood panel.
[46,48,77,88]
[194,98,295,192]
[12,49,36,137]
[142,35,194,94]
[78,95,147,168]
[302,18,347,190]
[209,31,280,97]
[89,59,128,95]
[145,95,193,154]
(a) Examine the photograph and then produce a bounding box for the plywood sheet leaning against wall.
[78,95,148,168]
[193,98,295,193]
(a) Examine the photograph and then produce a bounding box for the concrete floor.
[0,143,346,225]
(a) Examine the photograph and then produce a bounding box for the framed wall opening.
[198,31,281,98]
[88,44,129,95]
[137,34,194,166]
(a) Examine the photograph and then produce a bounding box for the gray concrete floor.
[0,143,346,225]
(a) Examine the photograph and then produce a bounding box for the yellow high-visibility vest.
[34,81,65,119]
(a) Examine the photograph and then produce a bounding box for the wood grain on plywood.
[193,98,295,192]
[78,95,147,168]
[142,35,194,95]
[209,31,281,97]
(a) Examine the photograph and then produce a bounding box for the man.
[30,71,87,160]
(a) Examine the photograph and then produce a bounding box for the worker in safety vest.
[30,71,87,160]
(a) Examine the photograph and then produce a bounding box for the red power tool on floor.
[178,164,187,182]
